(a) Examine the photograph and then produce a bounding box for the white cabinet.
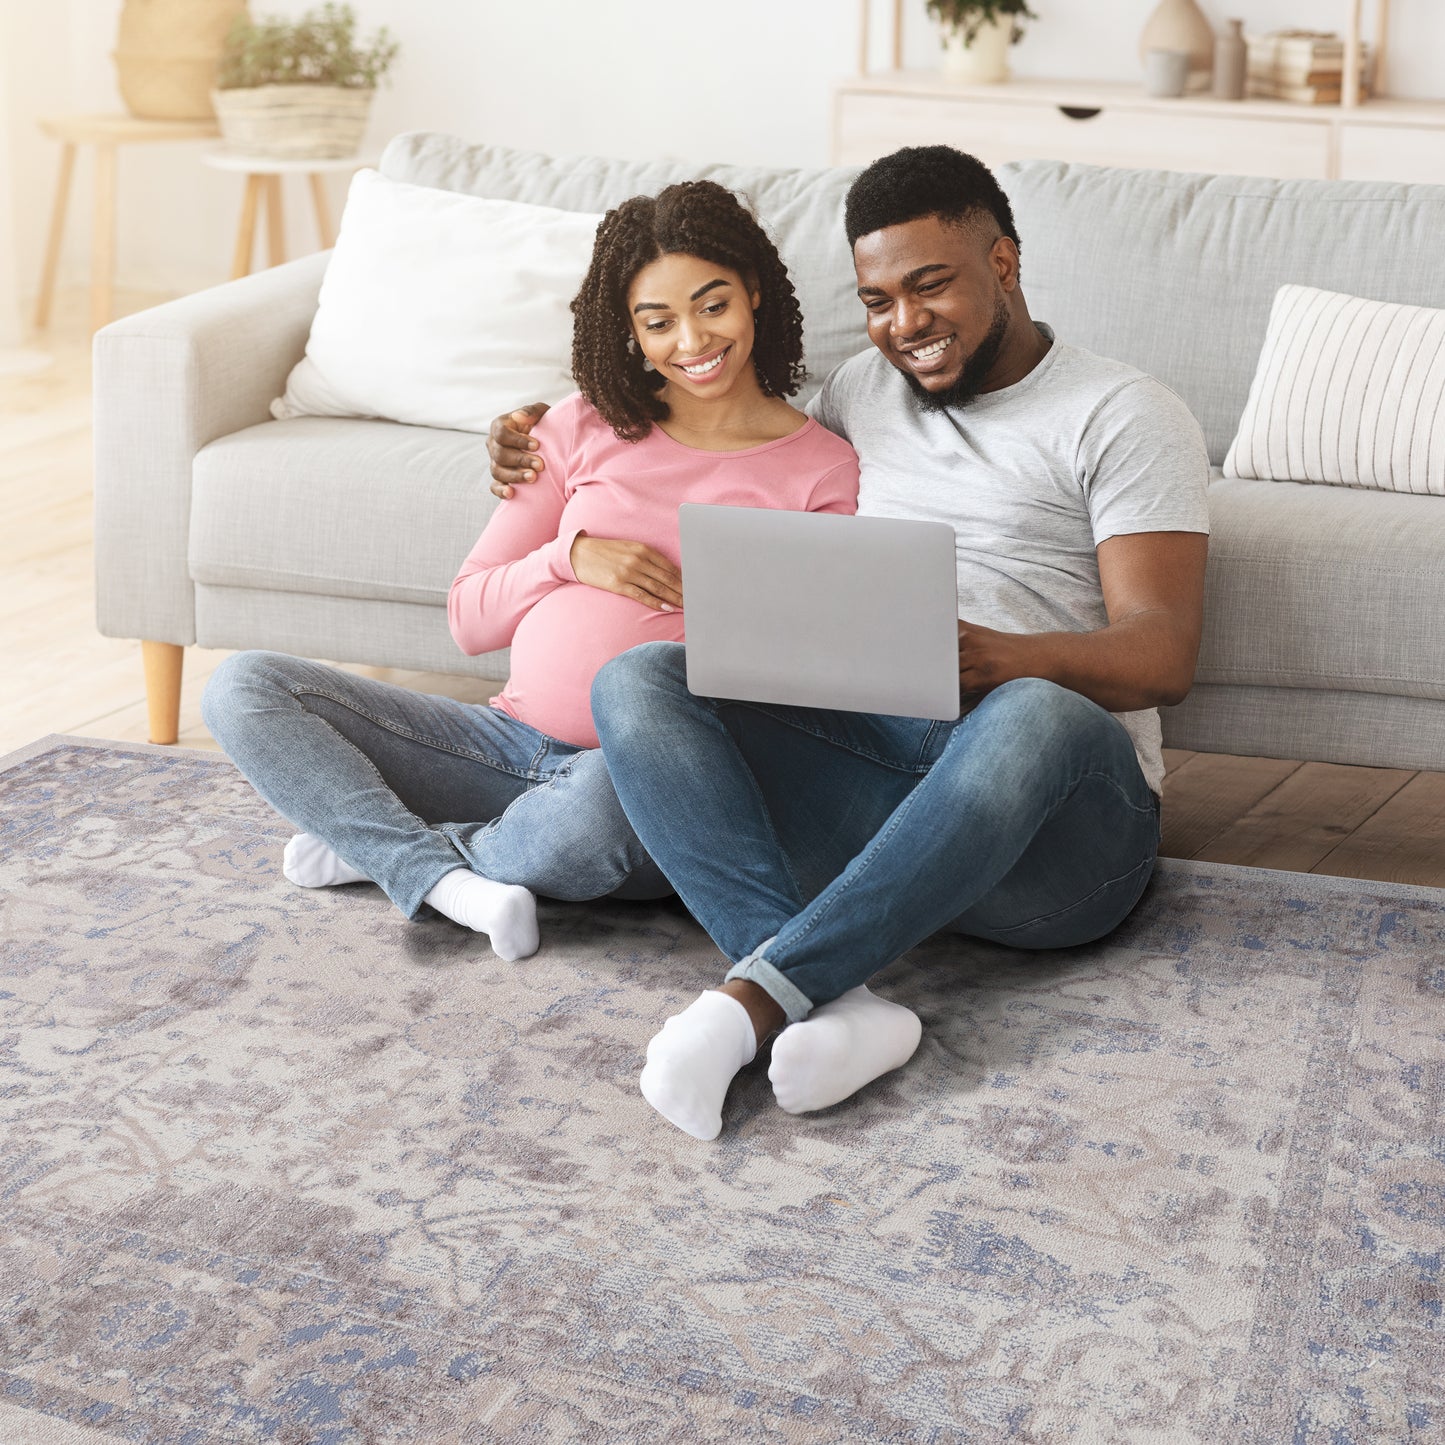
[1338,122,1445,184]
[833,74,1445,184]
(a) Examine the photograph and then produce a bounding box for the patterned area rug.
[0,736,1439,1444]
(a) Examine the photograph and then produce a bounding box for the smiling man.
[490,145,1212,1140]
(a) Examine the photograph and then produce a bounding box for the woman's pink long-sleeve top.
[447,392,860,749]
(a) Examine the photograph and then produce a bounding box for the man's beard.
[900,292,1011,413]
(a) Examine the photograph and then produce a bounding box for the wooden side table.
[33,114,219,334]
[203,153,376,279]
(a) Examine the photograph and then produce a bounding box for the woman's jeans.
[592,642,1161,1023]
[201,651,670,918]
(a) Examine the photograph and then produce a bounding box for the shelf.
[840,71,1445,127]
[833,70,1445,182]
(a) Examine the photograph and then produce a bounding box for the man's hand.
[955,532,1208,713]
[957,620,1038,702]
[487,404,551,499]
[570,533,683,612]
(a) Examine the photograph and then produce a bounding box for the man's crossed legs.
[592,642,1161,1140]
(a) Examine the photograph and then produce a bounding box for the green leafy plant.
[925,0,1038,46]
[218,3,400,90]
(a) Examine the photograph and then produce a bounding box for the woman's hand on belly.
[570,533,683,612]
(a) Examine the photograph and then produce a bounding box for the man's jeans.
[202,651,669,918]
[591,642,1160,1023]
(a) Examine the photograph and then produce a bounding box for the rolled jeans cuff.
[396,826,473,920]
[724,940,814,1025]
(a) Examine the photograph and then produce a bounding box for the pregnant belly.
[496,584,685,748]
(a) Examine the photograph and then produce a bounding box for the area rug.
[0,736,1439,1444]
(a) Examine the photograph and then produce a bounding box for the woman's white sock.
[768,985,922,1114]
[424,867,539,961]
[283,838,537,961]
[639,991,757,1141]
[282,833,371,888]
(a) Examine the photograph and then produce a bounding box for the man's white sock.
[768,985,922,1114]
[282,833,371,888]
[639,990,758,1141]
[423,867,539,961]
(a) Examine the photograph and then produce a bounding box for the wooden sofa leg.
[142,641,184,745]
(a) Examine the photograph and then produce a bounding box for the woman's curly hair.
[570,180,806,442]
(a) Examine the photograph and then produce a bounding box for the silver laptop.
[678,504,960,721]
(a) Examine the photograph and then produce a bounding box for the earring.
[628,335,656,371]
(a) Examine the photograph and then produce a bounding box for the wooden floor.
[4,288,1444,888]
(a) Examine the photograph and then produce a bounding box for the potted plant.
[213,2,399,159]
[926,0,1038,84]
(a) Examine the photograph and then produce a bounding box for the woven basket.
[114,0,248,120]
[212,84,373,159]
[115,53,223,119]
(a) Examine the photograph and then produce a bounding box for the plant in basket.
[214,2,399,159]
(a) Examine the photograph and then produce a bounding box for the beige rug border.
[0,732,217,769]
[0,1400,118,1445]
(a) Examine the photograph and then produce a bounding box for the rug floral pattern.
[0,737,1440,1443]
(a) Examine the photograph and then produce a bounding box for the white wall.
[5,0,1443,306]
[0,8,26,347]
[1,1,75,341]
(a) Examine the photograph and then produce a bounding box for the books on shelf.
[1245,29,1369,105]
[1251,69,1350,87]
[1248,82,1347,105]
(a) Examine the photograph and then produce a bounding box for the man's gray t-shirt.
[808,327,1211,796]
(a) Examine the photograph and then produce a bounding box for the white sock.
[423,867,539,962]
[282,832,371,888]
[768,985,922,1115]
[639,991,758,1141]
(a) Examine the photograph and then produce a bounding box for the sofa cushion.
[190,417,494,605]
[1200,473,1445,699]
[1223,284,1445,495]
[380,131,867,406]
[995,162,1445,466]
[273,172,602,434]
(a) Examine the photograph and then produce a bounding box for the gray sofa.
[94,132,1445,769]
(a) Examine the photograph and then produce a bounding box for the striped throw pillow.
[1223,284,1445,495]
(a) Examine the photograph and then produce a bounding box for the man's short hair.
[844,144,1022,252]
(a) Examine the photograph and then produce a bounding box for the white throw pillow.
[1223,283,1445,495]
[272,170,602,434]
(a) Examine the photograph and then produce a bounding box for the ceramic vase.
[1213,18,1247,100]
[1138,0,1215,94]
[115,0,249,120]
[941,16,1012,85]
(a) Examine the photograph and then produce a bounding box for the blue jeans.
[201,651,670,919]
[591,642,1160,1022]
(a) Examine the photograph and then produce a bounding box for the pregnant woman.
[202,180,859,962]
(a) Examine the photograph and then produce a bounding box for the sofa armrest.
[93,251,328,645]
